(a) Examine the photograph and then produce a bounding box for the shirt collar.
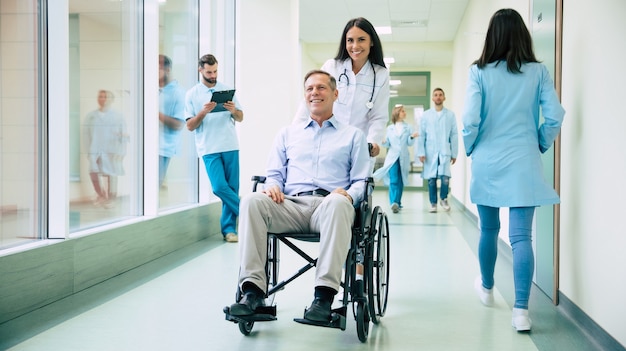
[303,115,340,129]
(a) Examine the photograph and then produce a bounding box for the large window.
[0,0,237,252]
[0,0,43,249]
[158,0,199,210]
[68,0,142,231]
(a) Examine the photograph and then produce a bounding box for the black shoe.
[304,298,332,322]
[229,292,265,316]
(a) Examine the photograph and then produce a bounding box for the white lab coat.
[416,107,458,179]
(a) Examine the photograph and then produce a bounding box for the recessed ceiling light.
[384,57,395,64]
[392,20,428,28]
[390,80,402,86]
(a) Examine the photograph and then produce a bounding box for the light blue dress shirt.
[462,62,565,207]
[265,116,370,206]
[184,81,242,157]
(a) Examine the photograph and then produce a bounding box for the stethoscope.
[338,61,376,109]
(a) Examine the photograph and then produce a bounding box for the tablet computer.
[210,89,235,103]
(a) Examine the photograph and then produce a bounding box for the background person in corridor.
[417,88,458,213]
[185,54,244,243]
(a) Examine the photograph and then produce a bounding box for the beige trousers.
[238,192,354,294]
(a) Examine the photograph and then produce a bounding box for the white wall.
[0,2,38,209]
[236,0,300,197]
[560,0,626,346]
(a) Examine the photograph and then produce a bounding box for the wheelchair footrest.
[224,305,277,323]
[293,306,347,331]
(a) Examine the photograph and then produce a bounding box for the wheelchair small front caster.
[238,320,254,335]
[356,301,370,342]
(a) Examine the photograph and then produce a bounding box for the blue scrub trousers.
[202,151,240,235]
[477,205,535,309]
[388,159,403,206]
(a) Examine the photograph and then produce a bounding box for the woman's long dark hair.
[474,8,538,73]
[335,17,386,68]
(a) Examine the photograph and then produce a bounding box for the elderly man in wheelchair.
[224,70,389,341]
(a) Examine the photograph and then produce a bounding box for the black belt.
[295,189,330,197]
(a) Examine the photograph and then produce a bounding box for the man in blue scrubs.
[185,54,244,243]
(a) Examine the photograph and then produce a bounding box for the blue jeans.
[428,176,449,205]
[477,205,535,309]
[202,151,240,235]
[388,159,403,206]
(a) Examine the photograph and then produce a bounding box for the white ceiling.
[299,0,470,71]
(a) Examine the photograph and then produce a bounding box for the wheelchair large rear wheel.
[367,206,390,324]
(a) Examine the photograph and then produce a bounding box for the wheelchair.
[224,176,390,342]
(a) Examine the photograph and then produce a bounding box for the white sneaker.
[391,203,400,213]
[440,198,450,211]
[512,308,532,331]
[224,233,238,243]
[474,276,494,307]
[429,204,437,213]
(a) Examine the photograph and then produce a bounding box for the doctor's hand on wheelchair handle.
[368,142,380,157]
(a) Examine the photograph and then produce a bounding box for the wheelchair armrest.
[251,175,267,192]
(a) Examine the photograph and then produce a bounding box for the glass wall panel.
[0,0,42,249]
[158,0,198,210]
[68,0,142,231]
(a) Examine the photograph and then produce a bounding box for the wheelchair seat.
[224,176,390,342]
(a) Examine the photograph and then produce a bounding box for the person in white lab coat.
[294,17,389,162]
[373,105,417,213]
[463,8,565,332]
[417,88,458,213]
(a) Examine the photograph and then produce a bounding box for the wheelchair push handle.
[251,176,267,192]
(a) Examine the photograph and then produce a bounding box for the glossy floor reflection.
[1,190,591,350]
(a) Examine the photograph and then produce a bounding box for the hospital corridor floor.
[0,190,596,350]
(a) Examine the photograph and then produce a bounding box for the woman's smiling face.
[345,26,371,64]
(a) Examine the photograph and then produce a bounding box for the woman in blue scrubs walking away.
[462,9,565,332]
[373,105,417,213]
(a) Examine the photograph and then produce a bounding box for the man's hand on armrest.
[263,185,285,204]
[331,188,353,204]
